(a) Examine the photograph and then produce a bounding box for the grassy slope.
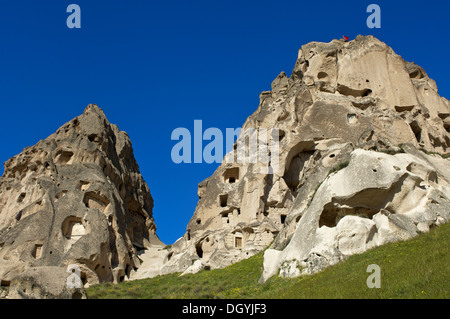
[87,223,450,299]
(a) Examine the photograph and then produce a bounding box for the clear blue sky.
[0,0,449,244]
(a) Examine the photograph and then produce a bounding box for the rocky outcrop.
[160,35,450,277]
[1,35,448,296]
[0,104,163,298]
[262,146,450,281]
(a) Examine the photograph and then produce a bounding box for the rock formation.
[0,104,164,298]
[262,147,450,281]
[160,35,450,278]
[1,35,449,298]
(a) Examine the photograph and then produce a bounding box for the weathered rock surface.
[7,266,86,299]
[0,104,163,298]
[160,35,450,277]
[129,246,168,280]
[1,35,449,295]
[262,147,450,281]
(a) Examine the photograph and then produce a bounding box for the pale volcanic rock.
[0,104,163,298]
[2,35,449,294]
[160,35,450,277]
[262,148,450,281]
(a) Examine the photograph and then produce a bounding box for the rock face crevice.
[0,104,163,298]
[160,35,450,277]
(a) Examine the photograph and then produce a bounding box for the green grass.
[86,250,265,299]
[87,223,450,299]
[419,148,450,159]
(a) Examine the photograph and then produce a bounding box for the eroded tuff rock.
[160,35,450,277]
[262,147,450,281]
[0,104,163,298]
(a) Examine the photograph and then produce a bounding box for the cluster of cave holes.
[220,208,241,225]
[262,209,287,225]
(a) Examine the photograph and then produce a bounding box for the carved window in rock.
[221,212,230,225]
[83,192,110,214]
[234,236,243,248]
[62,216,86,251]
[32,244,43,259]
[219,194,228,207]
[223,167,239,184]
[54,150,74,165]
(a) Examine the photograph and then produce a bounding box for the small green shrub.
[419,148,450,159]
[328,160,350,175]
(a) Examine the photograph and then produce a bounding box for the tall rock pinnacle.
[0,104,162,298]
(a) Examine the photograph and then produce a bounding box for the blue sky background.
[0,0,449,244]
